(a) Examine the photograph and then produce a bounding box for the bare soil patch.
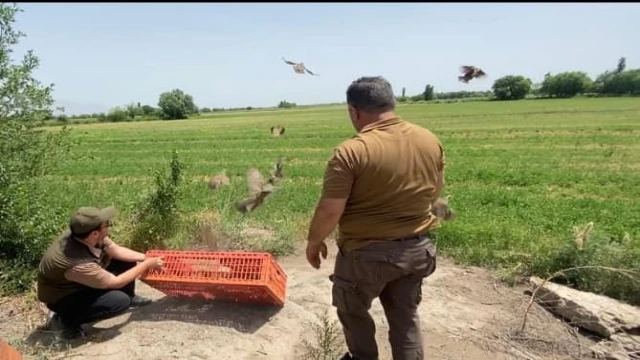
[1,240,601,360]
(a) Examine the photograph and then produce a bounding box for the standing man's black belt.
[393,232,432,242]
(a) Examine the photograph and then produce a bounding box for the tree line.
[53,89,199,123]
[51,59,638,124]
[402,57,638,102]
[52,94,263,124]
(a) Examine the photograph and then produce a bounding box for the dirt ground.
[1,240,603,360]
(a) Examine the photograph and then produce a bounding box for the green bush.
[532,225,640,305]
[127,150,184,252]
[0,3,77,295]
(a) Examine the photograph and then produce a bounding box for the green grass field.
[43,97,640,303]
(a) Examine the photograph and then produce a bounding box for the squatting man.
[37,206,164,339]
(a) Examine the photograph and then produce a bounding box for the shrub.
[127,150,184,252]
[0,3,77,295]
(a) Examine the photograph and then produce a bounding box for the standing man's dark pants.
[46,259,136,329]
[330,234,437,360]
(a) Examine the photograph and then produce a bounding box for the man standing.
[37,206,164,339]
[306,76,446,360]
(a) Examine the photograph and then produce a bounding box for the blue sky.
[13,3,640,115]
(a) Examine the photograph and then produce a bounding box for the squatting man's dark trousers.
[46,259,137,328]
[330,234,437,360]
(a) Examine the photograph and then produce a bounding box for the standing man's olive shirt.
[322,117,446,252]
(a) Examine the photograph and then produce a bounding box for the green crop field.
[41,97,640,303]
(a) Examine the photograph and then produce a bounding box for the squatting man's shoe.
[42,313,85,340]
[129,295,152,308]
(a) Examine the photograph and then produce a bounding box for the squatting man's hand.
[306,241,327,269]
[143,256,164,270]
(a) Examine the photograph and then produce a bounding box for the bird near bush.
[235,158,285,214]
[208,171,230,190]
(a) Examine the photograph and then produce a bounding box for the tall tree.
[617,57,626,74]
[491,75,532,100]
[423,84,435,101]
[157,89,198,120]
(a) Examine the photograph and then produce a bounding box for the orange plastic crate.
[0,337,22,360]
[140,250,287,306]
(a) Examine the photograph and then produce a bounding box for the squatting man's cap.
[70,206,118,234]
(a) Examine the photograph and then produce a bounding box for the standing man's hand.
[306,241,328,269]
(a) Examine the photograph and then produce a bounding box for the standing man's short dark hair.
[346,76,396,113]
[306,76,446,360]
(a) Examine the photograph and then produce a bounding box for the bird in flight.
[458,65,486,83]
[282,57,319,76]
[235,158,285,214]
